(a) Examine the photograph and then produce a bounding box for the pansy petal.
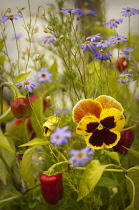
[95,95,124,113]
[73,99,102,123]
[100,108,125,131]
[76,116,99,134]
[85,128,120,149]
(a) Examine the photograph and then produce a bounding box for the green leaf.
[30,97,44,138]
[0,55,5,65]
[19,146,36,186]
[105,150,120,164]
[0,132,14,152]
[19,138,49,147]
[0,107,14,124]
[126,168,139,210]
[97,177,119,187]
[0,135,15,184]
[49,60,58,79]
[123,147,139,159]
[13,72,31,84]
[77,160,110,201]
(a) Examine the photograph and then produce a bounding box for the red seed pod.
[116,57,128,71]
[113,128,135,154]
[11,97,32,119]
[40,173,64,205]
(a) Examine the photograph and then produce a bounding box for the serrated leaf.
[19,138,49,147]
[126,168,139,210]
[19,146,36,186]
[77,160,110,201]
[0,107,14,124]
[13,71,31,84]
[0,132,14,152]
[105,150,120,164]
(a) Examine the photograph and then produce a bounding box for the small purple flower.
[15,79,37,93]
[50,126,72,145]
[54,109,70,115]
[121,7,137,17]
[118,72,132,84]
[86,33,101,42]
[80,41,96,53]
[93,50,112,61]
[11,33,22,40]
[41,34,56,44]
[35,68,52,83]
[103,18,123,29]
[93,40,112,48]
[0,14,22,23]
[111,33,127,44]
[78,8,97,18]
[60,8,79,14]
[69,147,94,167]
[120,45,134,59]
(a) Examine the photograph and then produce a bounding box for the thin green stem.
[128,16,131,47]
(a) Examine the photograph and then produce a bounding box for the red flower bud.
[113,128,135,154]
[11,98,32,119]
[40,173,64,205]
[116,57,128,71]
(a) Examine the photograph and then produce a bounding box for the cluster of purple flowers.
[120,46,134,60]
[60,8,97,18]
[118,72,132,84]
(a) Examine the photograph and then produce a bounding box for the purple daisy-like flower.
[103,18,123,29]
[60,8,79,14]
[118,72,132,84]
[54,109,70,115]
[111,33,127,44]
[78,8,97,18]
[86,33,101,42]
[121,7,137,17]
[11,33,22,40]
[80,41,96,53]
[35,68,52,83]
[50,126,72,145]
[0,14,22,23]
[69,146,94,167]
[120,45,134,59]
[93,50,112,61]
[41,34,56,44]
[93,40,112,49]
[15,79,37,93]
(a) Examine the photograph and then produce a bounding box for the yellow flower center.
[84,41,91,45]
[90,35,95,37]
[110,18,116,21]
[98,51,105,54]
[46,36,52,39]
[41,73,47,78]
[100,41,106,44]
[97,124,103,130]
[126,9,131,12]
[23,81,30,85]
[77,152,84,158]
[83,9,91,13]
[8,15,14,18]
[67,8,73,10]
[55,135,60,140]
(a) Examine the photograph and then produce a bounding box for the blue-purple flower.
[86,33,101,42]
[120,45,134,59]
[93,50,112,61]
[50,126,72,145]
[118,72,132,84]
[93,40,112,48]
[78,8,97,18]
[103,18,123,29]
[111,33,127,44]
[41,34,56,44]
[0,14,22,23]
[60,8,79,14]
[11,33,22,40]
[54,109,70,115]
[121,7,137,17]
[35,68,52,83]
[15,79,37,93]
[80,41,96,53]
[69,147,94,167]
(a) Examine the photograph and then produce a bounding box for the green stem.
[1,82,23,98]
[0,84,3,115]
[128,16,131,46]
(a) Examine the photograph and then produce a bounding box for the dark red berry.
[11,98,32,119]
[116,57,128,71]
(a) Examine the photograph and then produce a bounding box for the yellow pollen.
[84,41,91,45]
[83,9,91,13]
[67,8,73,10]
[116,38,122,40]
[90,35,95,37]
[41,73,47,78]
[100,41,106,44]
[46,36,52,38]
[8,15,14,18]
[110,18,116,21]
[97,124,103,130]
[77,152,84,158]
[99,50,105,54]
[126,9,131,12]
[23,81,30,85]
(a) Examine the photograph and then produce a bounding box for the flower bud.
[11,97,32,119]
